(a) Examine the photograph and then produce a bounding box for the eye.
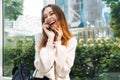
[44,15,47,19]
[50,12,54,16]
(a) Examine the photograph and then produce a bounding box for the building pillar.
[79,0,87,27]
[0,0,3,77]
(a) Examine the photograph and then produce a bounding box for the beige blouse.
[33,33,77,80]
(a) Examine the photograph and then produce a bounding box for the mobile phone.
[47,26,51,30]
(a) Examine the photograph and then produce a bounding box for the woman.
[33,4,77,80]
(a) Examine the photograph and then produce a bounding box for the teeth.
[49,21,55,25]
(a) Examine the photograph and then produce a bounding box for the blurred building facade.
[56,0,110,28]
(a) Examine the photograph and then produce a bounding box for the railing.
[70,27,114,41]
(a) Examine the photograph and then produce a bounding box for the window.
[56,0,110,28]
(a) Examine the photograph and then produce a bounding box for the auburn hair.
[39,4,73,50]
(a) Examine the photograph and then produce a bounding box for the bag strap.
[34,69,38,77]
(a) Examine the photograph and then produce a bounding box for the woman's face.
[43,7,58,30]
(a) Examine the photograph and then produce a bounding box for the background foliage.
[4,37,120,80]
[4,37,35,76]
[4,0,23,20]
[102,0,120,38]
[70,38,120,80]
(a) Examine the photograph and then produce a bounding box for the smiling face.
[43,7,58,30]
[40,4,73,47]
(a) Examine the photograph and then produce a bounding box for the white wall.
[44,0,55,6]
[0,0,3,77]
[23,0,44,16]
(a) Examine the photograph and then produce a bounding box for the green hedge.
[70,37,120,80]
[4,37,35,77]
[4,37,120,80]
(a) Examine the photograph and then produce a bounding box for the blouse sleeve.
[54,37,77,78]
[34,33,55,74]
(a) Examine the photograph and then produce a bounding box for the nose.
[45,15,52,23]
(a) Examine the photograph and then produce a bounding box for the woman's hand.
[54,28,63,41]
[42,23,55,41]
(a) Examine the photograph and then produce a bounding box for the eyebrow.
[43,11,54,17]
[49,11,53,13]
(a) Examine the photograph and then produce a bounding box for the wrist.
[56,37,62,41]
[54,40,61,46]
[46,38,54,50]
[47,38,54,44]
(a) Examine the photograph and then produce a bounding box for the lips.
[49,21,56,28]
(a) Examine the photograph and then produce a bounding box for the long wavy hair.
[39,4,73,50]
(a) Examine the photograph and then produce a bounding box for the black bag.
[33,76,49,80]
[12,64,31,80]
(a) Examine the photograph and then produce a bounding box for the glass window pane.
[56,0,110,28]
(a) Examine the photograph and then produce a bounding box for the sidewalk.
[0,77,12,80]
[0,49,11,80]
